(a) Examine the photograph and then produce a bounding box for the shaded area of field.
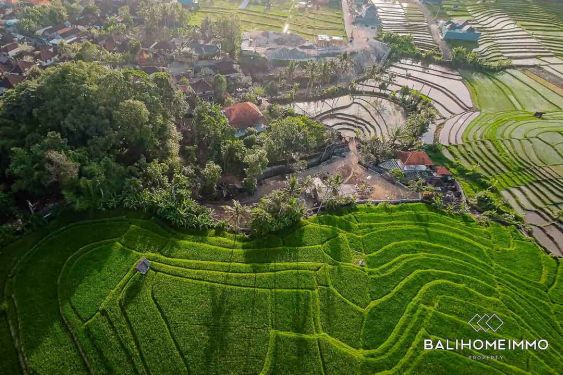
[3,204,562,373]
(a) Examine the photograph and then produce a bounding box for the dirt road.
[416,0,452,60]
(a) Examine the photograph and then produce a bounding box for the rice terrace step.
[3,205,562,374]
[0,0,562,373]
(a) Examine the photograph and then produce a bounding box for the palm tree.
[285,175,301,197]
[224,200,249,237]
[287,61,296,83]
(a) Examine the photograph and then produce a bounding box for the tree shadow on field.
[203,285,233,374]
[13,220,130,374]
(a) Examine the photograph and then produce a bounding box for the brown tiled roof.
[398,151,433,166]
[59,28,78,38]
[1,42,18,52]
[3,73,24,88]
[223,102,264,130]
[14,60,35,74]
[56,27,72,36]
[39,47,55,61]
[435,166,451,176]
[190,79,212,94]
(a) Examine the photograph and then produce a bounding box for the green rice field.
[189,0,346,39]
[446,111,563,255]
[462,69,563,112]
[2,204,562,374]
[444,0,563,56]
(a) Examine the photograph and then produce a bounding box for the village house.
[12,60,35,76]
[0,42,21,58]
[397,151,434,171]
[35,46,57,66]
[0,73,24,94]
[378,150,434,180]
[189,78,214,101]
[316,34,346,48]
[440,20,480,42]
[190,42,221,60]
[177,0,200,11]
[223,101,266,137]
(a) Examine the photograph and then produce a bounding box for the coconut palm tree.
[224,200,249,236]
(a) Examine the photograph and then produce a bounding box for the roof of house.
[59,28,78,39]
[398,151,433,166]
[1,42,18,52]
[191,42,220,56]
[223,102,264,130]
[14,60,34,74]
[178,84,193,94]
[151,40,175,51]
[190,78,213,93]
[435,166,451,176]
[135,258,151,274]
[215,60,238,75]
[379,159,401,171]
[140,66,165,75]
[2,73,24,88]
[38,46,56,61]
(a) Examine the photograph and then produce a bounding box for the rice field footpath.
[2,204,562,374]
[188,0,346,39]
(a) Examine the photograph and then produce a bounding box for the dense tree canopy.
[262,115,332,163]
[0,62,334,233]
[0,62,189,216]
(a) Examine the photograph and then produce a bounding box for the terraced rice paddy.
[462,69,563,113]
[445,111,563,255]
[357,60,473,119]
[292,95,406,138]
[189,0,346,39]
[442,0,563,67]
[292,60,474,139]
[373,0,438,52]
[2,204,562,374]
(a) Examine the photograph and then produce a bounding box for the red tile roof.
[223,102,264,130]
[398,151,433,166]
[435,166,451,176]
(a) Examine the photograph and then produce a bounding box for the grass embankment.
[2,203,562,373]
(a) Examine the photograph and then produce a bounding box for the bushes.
[250,189,305,235]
